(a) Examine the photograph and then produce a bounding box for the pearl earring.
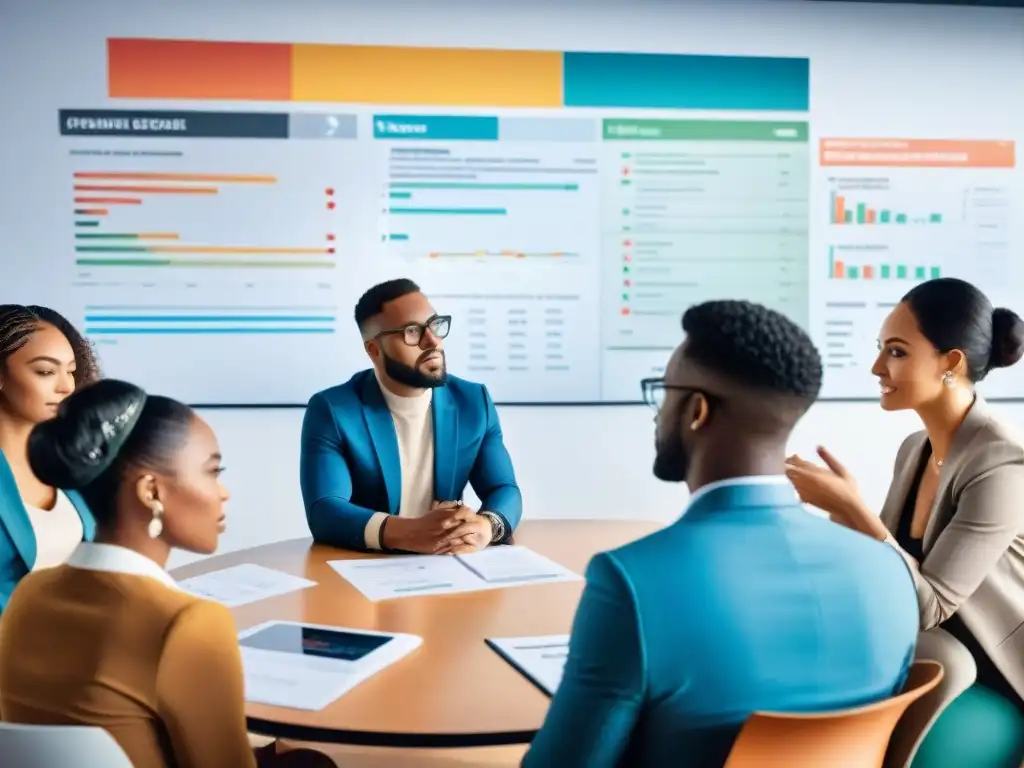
[942,371,956,388]
[148,500,164,539]
[690,420,701,431]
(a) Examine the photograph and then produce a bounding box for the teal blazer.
[300,370,522,551]
[523,480,919,768]
[0,451,95,613]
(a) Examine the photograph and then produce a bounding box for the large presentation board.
[3,1,1023,405]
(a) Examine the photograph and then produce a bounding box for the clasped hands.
[381,500,493,555]
[784,446,887,541]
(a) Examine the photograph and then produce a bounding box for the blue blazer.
[0,451,95,613]
[524,480,919,768]
[300,370,522,551]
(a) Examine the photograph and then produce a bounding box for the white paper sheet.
[328,555,485,601]
[456,546,580,585]
[329,547,581,602]
[488,634,570,695]
[239,620,422,711]
[178,563,316,608]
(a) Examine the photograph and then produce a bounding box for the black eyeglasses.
[641,377,719,412]
[375,314,451,347]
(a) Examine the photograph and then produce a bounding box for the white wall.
[170,399,1024,567]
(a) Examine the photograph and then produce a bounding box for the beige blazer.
[880,396,1024,702]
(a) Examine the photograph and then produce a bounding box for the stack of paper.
[178,563,316,608]
[487,635,570,696]
[239,620,422,710]
[329,545,580,602]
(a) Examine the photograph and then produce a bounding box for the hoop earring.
[942,370,956,388]
[148,500,164,539]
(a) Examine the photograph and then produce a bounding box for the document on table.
[487,635,570,696]
[238,620,421,711]
[178,563,316,608]
[455,546,580,586]
[328,546,580,602]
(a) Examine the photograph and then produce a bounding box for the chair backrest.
[0,722,133,768]
[724,661,945,768]
[885,629,977,768]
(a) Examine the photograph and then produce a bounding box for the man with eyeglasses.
[524,300,918,768]
[300,278,521,554]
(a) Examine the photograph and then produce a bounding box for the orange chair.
[724,661,944,768]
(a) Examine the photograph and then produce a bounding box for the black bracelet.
[378,516,390,551]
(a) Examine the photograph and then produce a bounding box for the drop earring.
[942,370,956,388]
[148,500,164,539]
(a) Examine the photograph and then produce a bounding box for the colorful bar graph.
[74,208,108,216]
[107,38,809,111]
[830,191,945,226]
[829,246,941,281]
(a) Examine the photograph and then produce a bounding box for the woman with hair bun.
[786,278,1024,766]
[0,304,101,611]
[0,379,335,768]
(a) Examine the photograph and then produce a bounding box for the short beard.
[653,426,688,484]
[382,349,448,389]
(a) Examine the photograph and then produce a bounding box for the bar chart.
[71,171,336,271]
[830,190,943,225]
[62,134,366,403]
[827,246,941,281]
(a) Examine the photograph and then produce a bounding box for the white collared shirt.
[66,542,180,591]
[684,475,795,515]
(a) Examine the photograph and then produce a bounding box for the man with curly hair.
[524,300,919,768]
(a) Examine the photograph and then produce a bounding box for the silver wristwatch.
[480,511,505,543]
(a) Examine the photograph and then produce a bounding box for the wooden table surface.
[170,519,662,748]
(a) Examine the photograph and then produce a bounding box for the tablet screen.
[240,623,392,661]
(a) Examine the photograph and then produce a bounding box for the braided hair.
[0,305,100,387]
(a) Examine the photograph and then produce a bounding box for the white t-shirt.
[24,490,84,571]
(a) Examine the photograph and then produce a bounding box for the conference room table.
[170,519,661,758]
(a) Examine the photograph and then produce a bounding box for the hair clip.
[100,399,141,439]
